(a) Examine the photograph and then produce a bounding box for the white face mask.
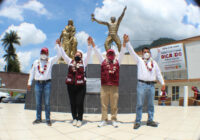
[40,54,48,60]
[143,53,150,59]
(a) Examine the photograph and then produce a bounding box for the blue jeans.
[34,81,51,121]
[136,81,155,123]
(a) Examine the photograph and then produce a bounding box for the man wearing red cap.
[91,41,126,128]
[27,39,61,126]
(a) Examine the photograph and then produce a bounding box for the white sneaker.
[98,120,107,127]
[72,119,77,126]
[76,120,82,127]
[112,121,118,128]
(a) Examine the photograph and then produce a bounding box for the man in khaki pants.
[91,40,125,128]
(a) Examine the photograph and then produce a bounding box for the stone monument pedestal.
[25,54,148,113]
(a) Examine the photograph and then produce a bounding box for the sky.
[0,0,200,73]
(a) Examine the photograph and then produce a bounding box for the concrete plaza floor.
[0,104,200,140]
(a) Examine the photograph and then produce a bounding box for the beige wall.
[185,41,200,79]
[155,81,200,100]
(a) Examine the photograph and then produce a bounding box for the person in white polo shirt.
[123,34,165,129]
[27,39,61,126]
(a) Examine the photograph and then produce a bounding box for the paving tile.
[8,130,37,140]
[107,131,139,140]
[38,135,72,140]
[0,104,200,140]
[66,130,100,140]
[135,135,166,140]
[0,131,10,140]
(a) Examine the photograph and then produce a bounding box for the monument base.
[25,64,148,113]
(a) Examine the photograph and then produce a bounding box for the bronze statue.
[91,6,127,52]
[59,20,78,62]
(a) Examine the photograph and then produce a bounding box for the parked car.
[0,91,10,102]
[2,93,26,103]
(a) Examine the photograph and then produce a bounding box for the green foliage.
[1,30,21,72]
[5,57,21,72]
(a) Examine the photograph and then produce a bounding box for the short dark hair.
[142,47,150,52]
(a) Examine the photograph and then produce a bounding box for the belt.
[138,80,156,85]
[36,79,51,84]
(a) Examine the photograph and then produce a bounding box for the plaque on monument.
[86,78,101,93]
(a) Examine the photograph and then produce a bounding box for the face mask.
[143,53,150,59]
[40,54,48,60]
[75,56,81,62]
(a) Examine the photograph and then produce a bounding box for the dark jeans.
[136,81,155,123]
[67,84,86,121]
[34,81,51,121]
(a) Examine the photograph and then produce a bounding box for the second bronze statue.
[59,20,78,63]
[91,6,127,52]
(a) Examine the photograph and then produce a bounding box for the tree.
[1,30,21,72]
[5,57,21,72]
[150,38,176,48]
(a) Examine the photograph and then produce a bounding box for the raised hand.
[161,85,166,91]
[87,36,95,48]
[56,39,61,47]
[123,34,129,47]
[124,6,127,11]
[27,85,31,91]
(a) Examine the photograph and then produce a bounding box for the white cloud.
[0,47,6,71]
[0,47,40,72]
[0,4,23,21]
[186,4,200,25]
[17,51,32,72]
[0,0,50,21]
[17,49,40,72]
[76,31,89,49]
[0,58,6,71]
[23,0,49,16]
[93,0,200,48]
[0,22,47,46]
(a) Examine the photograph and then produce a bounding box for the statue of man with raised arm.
[91,6,127,52]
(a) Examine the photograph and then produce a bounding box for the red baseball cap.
[106,49,115,55]
[41,47,49,55]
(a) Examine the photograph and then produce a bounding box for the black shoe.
[147,121,158,127]
[33,119,42,124]
[133,123,140,129]
[46,120,52,126]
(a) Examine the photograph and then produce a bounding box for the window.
[0,78,2,88]
[172,86,179,101]
[155,88,159,100]
[165,86,168,93]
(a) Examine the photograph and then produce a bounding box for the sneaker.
[32,119,42,124]
[112,121,118,128]
[98,120,107,127]
[147,121,158,127]
[46,120,52,126]
[72,119,77,126]
[76,120,82,127]
[133,123,140,129]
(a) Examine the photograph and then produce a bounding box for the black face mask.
[75,56,81,62]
